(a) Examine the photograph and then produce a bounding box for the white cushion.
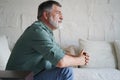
[73,68,120,80]
[64,45,76,55]
[0,35,11,70]
[79,39,117,68]
[114,40,120,69]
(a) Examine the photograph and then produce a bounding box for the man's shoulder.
[23,21,44,33]
[31,21,49,32]
[31,21,43,28]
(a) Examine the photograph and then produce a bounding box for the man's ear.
[43,11,49,20]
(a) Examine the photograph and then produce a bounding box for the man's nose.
[60,14,63,20]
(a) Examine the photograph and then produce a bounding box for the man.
[6,0,89,80]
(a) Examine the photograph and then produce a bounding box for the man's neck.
[39,17,55,31]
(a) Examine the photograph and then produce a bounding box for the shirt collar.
[34,21,53,36]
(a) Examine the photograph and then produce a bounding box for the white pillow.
[0,35,11,70]
[79,39,117,68]
[64,45,76,56]
[114,40,120,69]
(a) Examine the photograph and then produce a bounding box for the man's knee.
[62,67,73,74]
[60,67,73,80]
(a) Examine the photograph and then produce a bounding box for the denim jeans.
[34,67,74,80]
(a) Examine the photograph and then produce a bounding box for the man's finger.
[80,49,84,55]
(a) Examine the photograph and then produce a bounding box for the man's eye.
[56,11,62,15]
[56,12,60,14]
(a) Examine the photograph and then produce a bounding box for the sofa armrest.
[0,70,33,80]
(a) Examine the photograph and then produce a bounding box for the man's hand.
[77,49,90,66]
[56,49,90,68]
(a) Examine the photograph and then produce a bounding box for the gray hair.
[37,0,62,20]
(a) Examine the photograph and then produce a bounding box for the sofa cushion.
[73,68,120,80]
[114,40,120,69]
[0,35,11,70]
[64,45,76,56]
[79,39,117,68]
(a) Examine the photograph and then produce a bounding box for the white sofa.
[0,35,11,70]
[73,39,120,80]
[0,35,120,80]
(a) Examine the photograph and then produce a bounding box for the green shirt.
[6,21,65,75]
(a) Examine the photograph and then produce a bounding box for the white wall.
[0,0,120,50]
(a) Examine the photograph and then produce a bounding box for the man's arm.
[56,50,89,67]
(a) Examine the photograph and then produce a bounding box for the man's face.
[48,4,63,29]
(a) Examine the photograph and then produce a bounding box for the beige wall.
[0,0,120,49]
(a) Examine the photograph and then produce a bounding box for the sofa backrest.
[0,35,11,70]
[0,35,119,70]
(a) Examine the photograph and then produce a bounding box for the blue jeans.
[34,67,74,80]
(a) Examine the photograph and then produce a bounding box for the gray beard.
[49,16,59,29]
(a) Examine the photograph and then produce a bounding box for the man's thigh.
[34,67,73,80]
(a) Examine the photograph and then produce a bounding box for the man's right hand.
[77,49,90,66]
